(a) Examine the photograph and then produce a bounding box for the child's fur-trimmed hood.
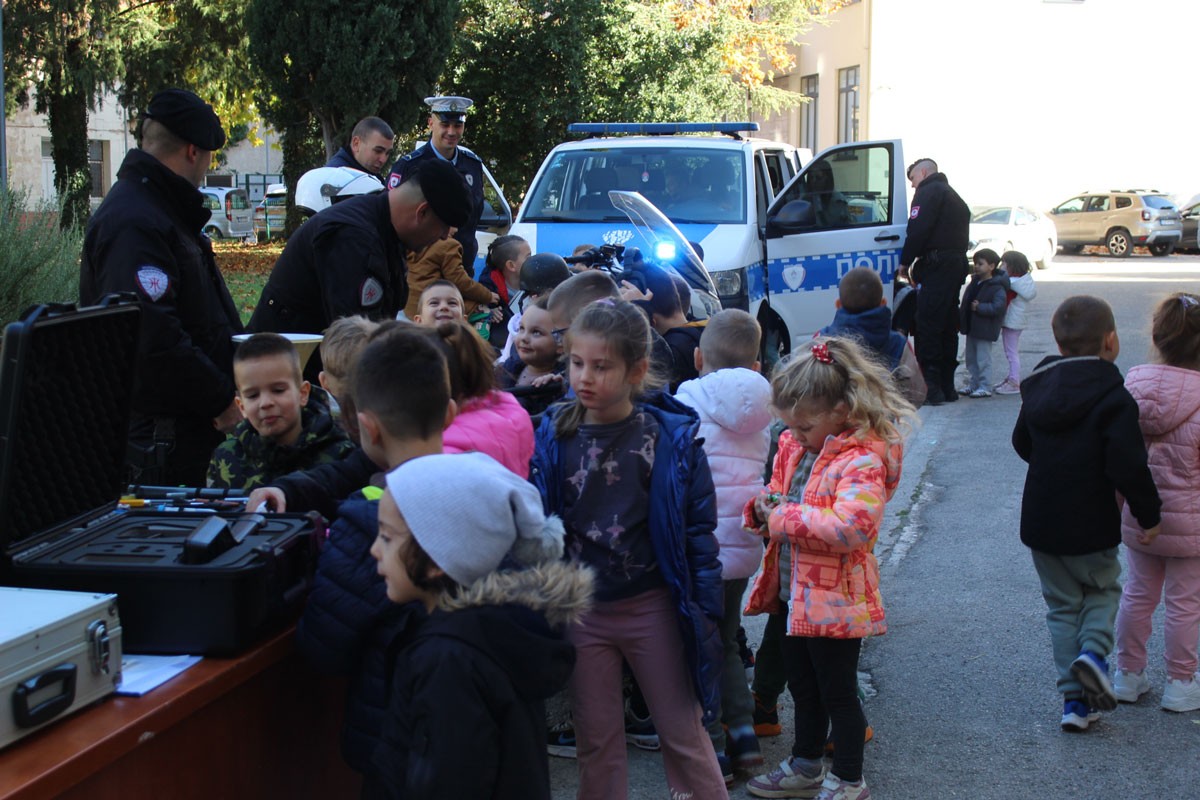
[438,558,594,628]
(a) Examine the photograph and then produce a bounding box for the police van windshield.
[522,147,747,225]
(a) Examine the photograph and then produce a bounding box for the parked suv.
[199,186,253,239]
[1049,190,1182,257]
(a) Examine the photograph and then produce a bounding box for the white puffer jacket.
[1001,272,1038,330]
[675,368,773,579]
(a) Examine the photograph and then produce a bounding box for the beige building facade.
[755,0,1200,209]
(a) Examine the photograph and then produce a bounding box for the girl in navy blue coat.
[531,299,728,799]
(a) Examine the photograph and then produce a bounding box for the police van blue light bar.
[567,122,760,135]
[654,241,677,261]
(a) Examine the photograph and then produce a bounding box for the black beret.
[411,159,472,228]
[145,89,226,151]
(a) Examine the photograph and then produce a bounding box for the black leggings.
[781,635,865,782]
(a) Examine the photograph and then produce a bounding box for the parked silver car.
[967,205,1057,269]
[199,186,253,239]
[1049,190,1182,257]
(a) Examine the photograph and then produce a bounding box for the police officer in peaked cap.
[388,96,485,272]
[81,88,245,486]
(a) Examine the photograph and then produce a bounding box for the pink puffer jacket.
[1121,364,1200,558]
[743,428,901,639]
[443,390,535,478]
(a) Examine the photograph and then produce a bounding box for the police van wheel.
[760,319,790,378]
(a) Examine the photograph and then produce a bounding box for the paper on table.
[116,653,203,696]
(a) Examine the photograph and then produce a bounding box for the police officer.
[897,157,970,406]
[388,96,485,270]
[325,116,395,176]
[247,159,470,378]
[81,88,244,486]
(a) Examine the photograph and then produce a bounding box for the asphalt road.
[550,251,1200,799]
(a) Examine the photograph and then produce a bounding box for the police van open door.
[759,140,907,359]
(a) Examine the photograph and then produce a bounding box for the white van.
[509,123,907,359]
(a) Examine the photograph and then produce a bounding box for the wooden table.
[0,626,362,799]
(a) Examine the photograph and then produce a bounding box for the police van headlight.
[713,268,744,298]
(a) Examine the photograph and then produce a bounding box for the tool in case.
[0,586,122,750]
[0,297,322,655]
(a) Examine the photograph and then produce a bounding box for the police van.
[508,122,907,359]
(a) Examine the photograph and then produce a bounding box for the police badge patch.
[465,174,474,186]
[910,206,920,219]
[388,174,402,190]
[361,277,384,307]
[136,266,170,301]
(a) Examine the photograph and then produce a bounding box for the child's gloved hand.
[1137,524,1161,545]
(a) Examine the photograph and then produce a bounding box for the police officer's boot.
[941,358,959,403]
[923,365,945,406]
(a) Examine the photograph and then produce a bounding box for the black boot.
[942,358,959,402]
[923,366,945,406]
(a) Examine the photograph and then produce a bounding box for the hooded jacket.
[1120,364,1200,558]
[1012,355,1161,555]
[959,271,1010,342]
[531,391,724,722]
[1002,272,1038,330]
[364,561,592,800]
[443,390,535,478]
[402,237,494,320]
[744,428,899,638]
[820,306,906,370]
[675,368,773,580]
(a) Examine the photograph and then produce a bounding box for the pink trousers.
[569,587,728,800]
[1001,327,1022,383]
[1116,547,1200,680]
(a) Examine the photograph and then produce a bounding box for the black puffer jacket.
[363,560,592,800]
[1012,355,1161,555]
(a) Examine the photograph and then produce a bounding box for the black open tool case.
[0,297,322,655]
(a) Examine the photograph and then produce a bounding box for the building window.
[838,65,860,144]
[800,74,818,150]
[40,138,111,200]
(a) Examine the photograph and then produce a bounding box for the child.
[675,309,773,778]
[366,452,592,799]
[959,248,1010,398]
[480,234,532,350]
[495,295,568,419]
[531,299,728,799]
[495,252,573,364]
[993,250,1037,395]
[745,336,915,800]
[402,232,498,321]
[207,333,354,491]
[819,266,926,408]
[412,280,466,326]
[318,315,379,441]
[295,326,456,775]
[1012,295,1162,731]
[1113,292,1200,712]
[432,320,535,477]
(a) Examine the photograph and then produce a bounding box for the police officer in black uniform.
[81,89,244,486]
[388,96,485,271]
[247,159,471,379]
[897,157,970,406]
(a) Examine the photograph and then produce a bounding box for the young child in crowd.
[675,309,773,781]
[644,264,705,391]
[993,250,1037,395]
[531,299,728,799]
[366,452,592,799]
[819,266,926,407]
[1113,292,1200,713]
[295,326,456,775]
[431,320,535,477]
[1012,295,1161,732]
[495,295,567,419]
[480,234,532,350]
[958,248,1010,398]
[317,315,379,441]
[207,332,354,491]
[412,280,466,326]
[402,230,498,321]
[744,336,915,800]
[495,252,573,364]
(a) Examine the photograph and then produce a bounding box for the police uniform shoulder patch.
[910,206,920,219]
[360,277,384,308]
[136,266,171,301]
[387,173,403,189]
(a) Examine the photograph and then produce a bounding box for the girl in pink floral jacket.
[743,337,915,800]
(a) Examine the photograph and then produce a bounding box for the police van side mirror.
[765,199,817,239]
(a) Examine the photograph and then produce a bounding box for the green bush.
[0,187,84,327]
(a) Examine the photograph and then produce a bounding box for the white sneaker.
[969,387,992,398]
[1113,669,1150,703]
[1161,674,1200,712]
[815,773,872,800]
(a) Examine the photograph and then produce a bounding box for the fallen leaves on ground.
[213,241,280,324]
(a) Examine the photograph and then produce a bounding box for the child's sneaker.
[727,729,766,769]
[815,773,872,800]
[747,756,826,799]
[1071,650,1118,711]
[1113,668,1151,703]
[969,387,992,398]
[1060,698,1100,732]
[994,378,1021,395]
[623,707,660,751]
[546,724,577,758]
[717,752,735,786]
[753,693,783,737]
[1161,673,1200,712]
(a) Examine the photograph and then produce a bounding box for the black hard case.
[0,298,321,655]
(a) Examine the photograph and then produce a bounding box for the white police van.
[508,122,907,359]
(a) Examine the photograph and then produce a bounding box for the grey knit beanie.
[384,452,563,586]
